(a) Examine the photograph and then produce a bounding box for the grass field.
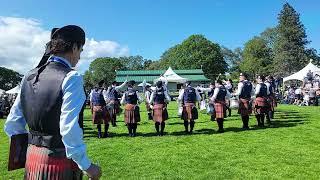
[0,102,319,179]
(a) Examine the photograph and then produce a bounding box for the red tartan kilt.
[238,98,252,116]
[254,97,269,114]
[153,104,168,123]
[214,101,226,119]
[25,145,82,180]
[182,103,198,121]
[124,104,140,124]
[92,106,110,124]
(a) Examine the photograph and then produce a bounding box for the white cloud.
[0,16,129,74]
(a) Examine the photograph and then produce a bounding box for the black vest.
[183,86,196,103]
[91,88,106,106]
[257,83,268,97]
[125,88,138,104]
[216,86,227,101]
[21,62,73,148]
[154,87,165,104]
[108,87,119,100]
[239,81,252,99]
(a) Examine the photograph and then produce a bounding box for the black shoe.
[218,129,224,133]
[103,132,109,138]
[98,132,102,138]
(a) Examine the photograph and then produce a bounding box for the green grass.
[1,102,320,179]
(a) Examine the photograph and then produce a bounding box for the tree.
[119,56,145,70]
[0,67,22,91]
[84,57,124,89]
[159,34,227,80]
[240,37,272,79]
[305,48,320,66]
[273,3,309,76]
[221,46,243,78]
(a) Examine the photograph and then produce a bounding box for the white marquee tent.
[154,67,187,83]
[283,60,320,82]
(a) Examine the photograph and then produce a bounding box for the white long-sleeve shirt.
[255,83,270,95]
[177,86,201,102]
[235,80,255,97]
[210,86,231,102]
[4,56,91,171]
[144,91,152,104]
[149,88,171,104]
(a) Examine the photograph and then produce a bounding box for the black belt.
[29,130,64,149]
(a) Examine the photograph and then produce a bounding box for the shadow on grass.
[83,108,310,139]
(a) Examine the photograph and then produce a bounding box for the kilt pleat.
[182,103,198,121]
[124,104,140,124]
[214,101,226,119]
[254,97,269,114]
[24,145,82,180]
[153,104,168,123]
[92,106,110,124]
[238,98,252,116]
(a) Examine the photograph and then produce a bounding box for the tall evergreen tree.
[273,3,309,76]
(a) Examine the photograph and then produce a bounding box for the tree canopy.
[159,34,227,80]
[0,67,22,91]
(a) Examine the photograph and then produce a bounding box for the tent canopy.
[6,85,20,94]
[154,67,187,83]
[283,60,320,82]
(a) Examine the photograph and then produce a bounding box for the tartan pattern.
[24,145,82,180]
[238,98,252,116]
[92,106,110,124]
[124,104,140,124]
[254,97,269,114]
[214,101,227,119]
[109,100,121,122]
[153,104,168,123]
[182,103,198,121]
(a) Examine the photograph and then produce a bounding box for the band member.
[199,82,215,121]
[178,81,201,134]
[225,79,233,117]
[90,81,110,138]
[120,80,142,137]
[266,76,277,121]
[149,81,171,136]
[4,25,101,179]
[210,80,231,133]
[254,75,270,127]
[144,85,153,120]
[106,80,127,127]
[234,73,254,130]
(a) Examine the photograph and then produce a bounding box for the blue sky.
[1,0,319,61]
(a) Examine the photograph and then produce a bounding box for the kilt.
[92,105,110,124]
[238,98,252,116]
[214,101,227,119]
[153,103,168,123]
[181,103,198,121]
[254,97,269,114]
[109,100,121,118]
[267,95,277,111]
[124,104,140,124]
[25,145,82,180]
